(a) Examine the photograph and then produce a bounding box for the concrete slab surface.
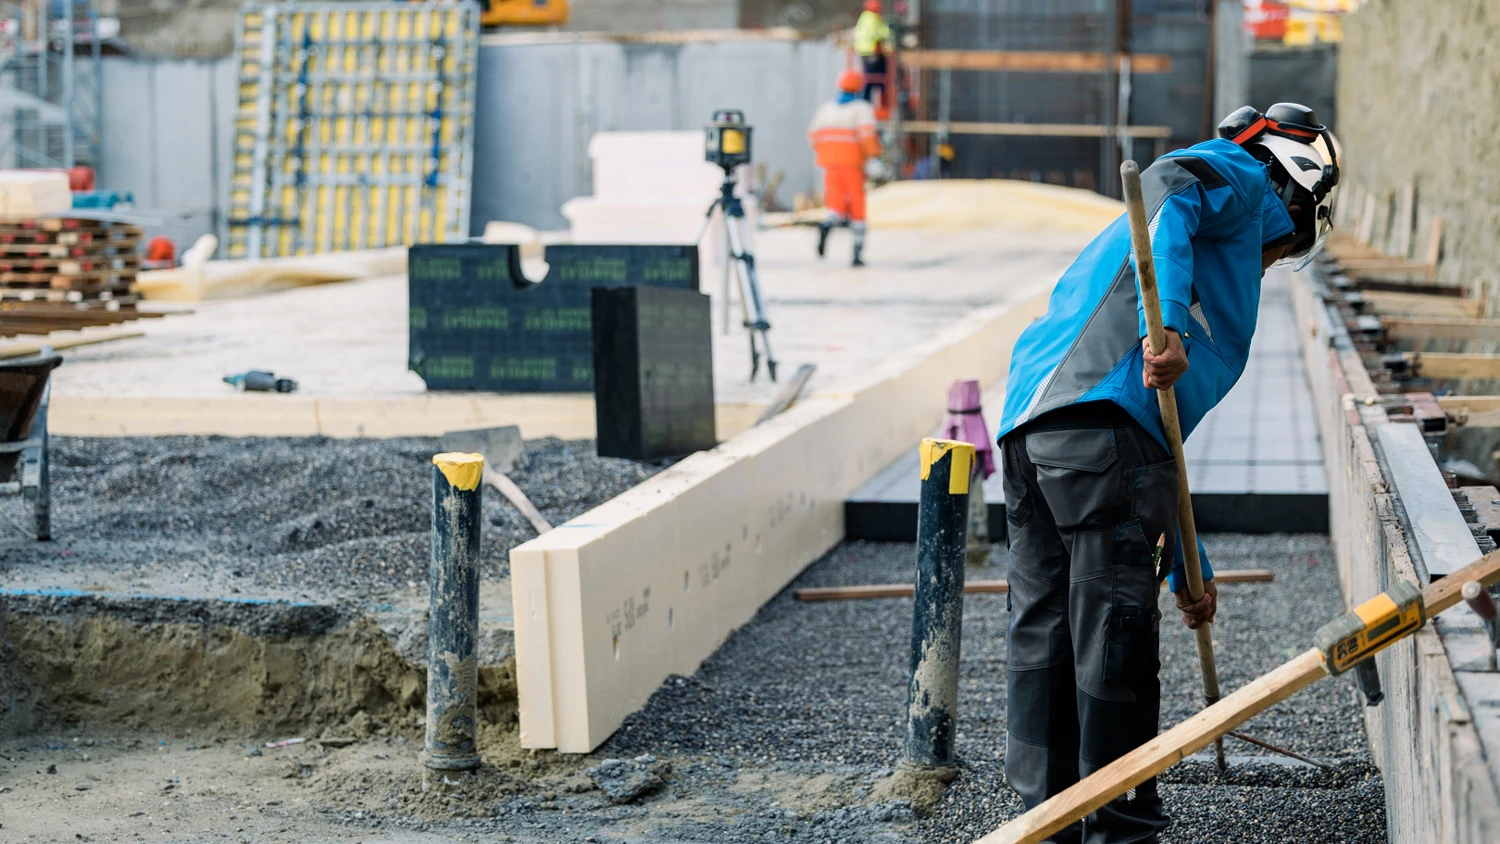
[845,269,1330,540]
[33,226,1092,438]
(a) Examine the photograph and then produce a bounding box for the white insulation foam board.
[512,291,1050,751]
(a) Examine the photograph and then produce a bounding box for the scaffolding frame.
[225,1,481,259]
[0,0,106,170]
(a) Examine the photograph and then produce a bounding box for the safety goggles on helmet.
[1217,103,1340,271]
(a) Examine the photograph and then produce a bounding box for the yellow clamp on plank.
[919,438,975,496]
[432,452,485,491]
[1313,581,1425,675]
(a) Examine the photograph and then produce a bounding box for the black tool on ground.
[0,349,59,541]
[591,285,717,461]
[223,370,297,393]
[902,438,972,773]
[699,108,777,382]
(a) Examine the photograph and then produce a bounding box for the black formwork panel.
[591,286,716,461]
[408,243,699,392]
[918,0,1212,193]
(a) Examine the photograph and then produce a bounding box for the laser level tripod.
[700,109,778,382]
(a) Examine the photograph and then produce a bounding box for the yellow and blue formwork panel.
[226,1,481,259]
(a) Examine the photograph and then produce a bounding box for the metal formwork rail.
[226,1,480,259]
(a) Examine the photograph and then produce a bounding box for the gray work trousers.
[1000,402,1176,844]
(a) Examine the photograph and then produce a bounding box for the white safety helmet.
[1217,103,1341,271]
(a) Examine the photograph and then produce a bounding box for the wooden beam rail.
[1383,317,1500,342]
[793,569,1275,602]
[902,50,1173,74]
[902,121,1174,139]
[1411,352,1500,381]
[1357,291,1481,319]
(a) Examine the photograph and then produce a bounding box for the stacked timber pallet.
[0,217,142,301]
[0,217,162,339]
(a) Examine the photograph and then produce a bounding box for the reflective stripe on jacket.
[807,98,880,170]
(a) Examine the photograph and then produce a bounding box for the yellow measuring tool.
[1314,581,1425,674]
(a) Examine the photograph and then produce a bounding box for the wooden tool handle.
[1121,161,1169,358]
[1120,160,1224,773]
[1119,160,1207,604]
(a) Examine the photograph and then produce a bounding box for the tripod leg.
[725,213,778,382]
[721,228,733,335]
[723,213,762,379]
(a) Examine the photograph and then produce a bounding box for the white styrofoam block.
[0,170,72,217]
[561,197,709,245]
[587,132,720,201]
[512,290,1053,751]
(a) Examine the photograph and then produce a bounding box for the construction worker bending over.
[808,69,882,267]
[995,103,1339,844]
[853,0,891,108]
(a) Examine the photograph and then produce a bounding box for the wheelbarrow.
[0,350,61,540]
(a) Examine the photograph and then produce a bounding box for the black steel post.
[903,438,973,772]
[422,452,484,788]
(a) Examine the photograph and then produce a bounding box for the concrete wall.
[564,0,739,32]
[1289,269,1500,842]
[472,36,843,231]
[92,37,843,249]
[96,56,236,252]
[1338,1,1500,298]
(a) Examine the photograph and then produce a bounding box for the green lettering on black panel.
[409,243,700,393]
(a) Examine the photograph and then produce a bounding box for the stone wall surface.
[1338,0,1500,299]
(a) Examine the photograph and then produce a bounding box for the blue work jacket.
[997,138,1296,591]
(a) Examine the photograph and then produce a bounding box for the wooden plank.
[901,49,1172,74]
[1384,317,1500,342]
[1327,238,1387,260]
[793,569,1276,602]
[902,120,1174,139]
[1356,193,1378,246]
[979,548,1500,844]
[757,362,816,424]
[1353,279,1465,298]
[1361,291,1481,319]
[1414,352,1500,381]
[1439,400,1500,429]
[1425,217,1445,267]
[483,467,553,536]
[980,651,1331,844]
[0,329,143,359]
[1334,184,1359,229]
[1340,257,1434,271]
[1390,183,1415,258]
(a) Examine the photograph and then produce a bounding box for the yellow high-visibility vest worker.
[854,0,892,111]
[853,3,891,57]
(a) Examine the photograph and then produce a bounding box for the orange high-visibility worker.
[808,68,882,267]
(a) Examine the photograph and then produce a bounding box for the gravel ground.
[595,533,1387,843]
[0,433,1389,841]
[0,436,662,602]
[2,531,1388,842]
